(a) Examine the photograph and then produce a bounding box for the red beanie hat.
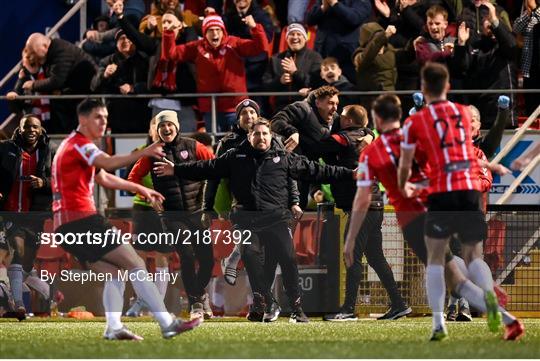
[202,14,226,35]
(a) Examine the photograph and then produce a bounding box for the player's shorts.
[55,214,122,264]
[402,213,454,264]
[131,204,172,253]
[425,190,487,244]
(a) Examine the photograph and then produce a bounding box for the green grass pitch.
[1,317,538,358]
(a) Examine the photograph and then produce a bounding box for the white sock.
[103,278,125,330]
[225,245,242,269]
[129,267,172,328]
[452,256,469,278]
[468,258,495,292]
[456,280,516,326]
[154,267,169,299]
[426,265,445,328]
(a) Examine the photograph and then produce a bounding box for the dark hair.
[321,57,339,68]
[312,85,340,100]
[190,131,213,147]
[248,117,271,132]
[77,98,106,116]
[20,113,42,125]
[372,94,402,122]
[421,62,449,98]
[343,105,368,126]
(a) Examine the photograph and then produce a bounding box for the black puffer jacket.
[174,138,353,228]
[150,136,204,212]
[271,92,338,160]
[0,129,55,211]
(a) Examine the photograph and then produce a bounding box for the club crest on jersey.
[273,156,280,163]
[180,150,189,159]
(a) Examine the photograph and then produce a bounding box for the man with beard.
[129,110,215,320]
[271,85,339,207]
[0,115,55,318]
[153,119,354,323]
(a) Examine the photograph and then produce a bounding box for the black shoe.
[323,311,358,322]
[247,293,265,322]
[456,307,472,321]
[289,307,309,323]
[377,305,412,320]
[263,300,281,322]
[446,305,457,321]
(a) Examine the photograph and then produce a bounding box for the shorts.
[425,190,487,244]
[131,204,172,253]
[402,213,454,265]
[55,214,122,264]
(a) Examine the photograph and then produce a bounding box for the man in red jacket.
[161,13,268,132]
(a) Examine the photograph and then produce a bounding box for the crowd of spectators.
[5,0,540,135]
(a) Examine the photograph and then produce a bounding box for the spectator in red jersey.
[162,13,269,132]
[398,63,512,341]
[0,115,55,318]
[51,98,201,340]
[263,23,323,113]
[129,110,215,320]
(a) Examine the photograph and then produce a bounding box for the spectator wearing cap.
[306,0,372,82]
[113,2,199,131]
[128,109,216,320]
[224,0,274,96]
[262,23,323,113]
[91,29,151,133]
[162,13,269,132]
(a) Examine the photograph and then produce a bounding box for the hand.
[204,7,216,15]
[143,141,166,159]
[281,57,298,74]
[401,181,422,198]
[399,0,417,10]
[457,22,470,46]
[242,15,257,29]
[280,72,292,84]
[491,163,511,176]
[482,0,498,23]
[153,157,175,177]
[526,0,537,13]
[0,193,3,201]
[147,16,157,30]
[385,25,397,38]
[29,175,44,189]
[313,190,325,203]
[298,87,311,97]
[86,30,99,42]
[511,157,528,171]
[498,95,510,109]
[22,80,34,91]
[327,0,338,6]
[137,186,165,204]
[284,133,300,152]
[321,0,329,11]
[343,238,355,268]
[374,0,391,18]
[104,63,118,78]
[291,205,303,220]
[6,91,18,100]
[119,83,133,94]
[162,19,177,32]
[112,0,124,16]
[413,36,424,51]
[443,42,455,53]
[150,198,164,213]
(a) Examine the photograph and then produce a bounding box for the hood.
[359,22,384,48]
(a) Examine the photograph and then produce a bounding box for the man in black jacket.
[317,104,411,321]
[271,85,340,207]
[154,118,354,323]
[0,114,55,316]
[24,33,97,134]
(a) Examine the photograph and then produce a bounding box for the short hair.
[372,94,402,122]
[312,85,340,100]
[248,117,271,132]
[190,131,213,147]
[343,105,368,127]
[163,9,183,22]
[77,98,107,117]
[426,5,448,20]
[321,57,339,68]
[20,113,42,125]
[421,62,449,98]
